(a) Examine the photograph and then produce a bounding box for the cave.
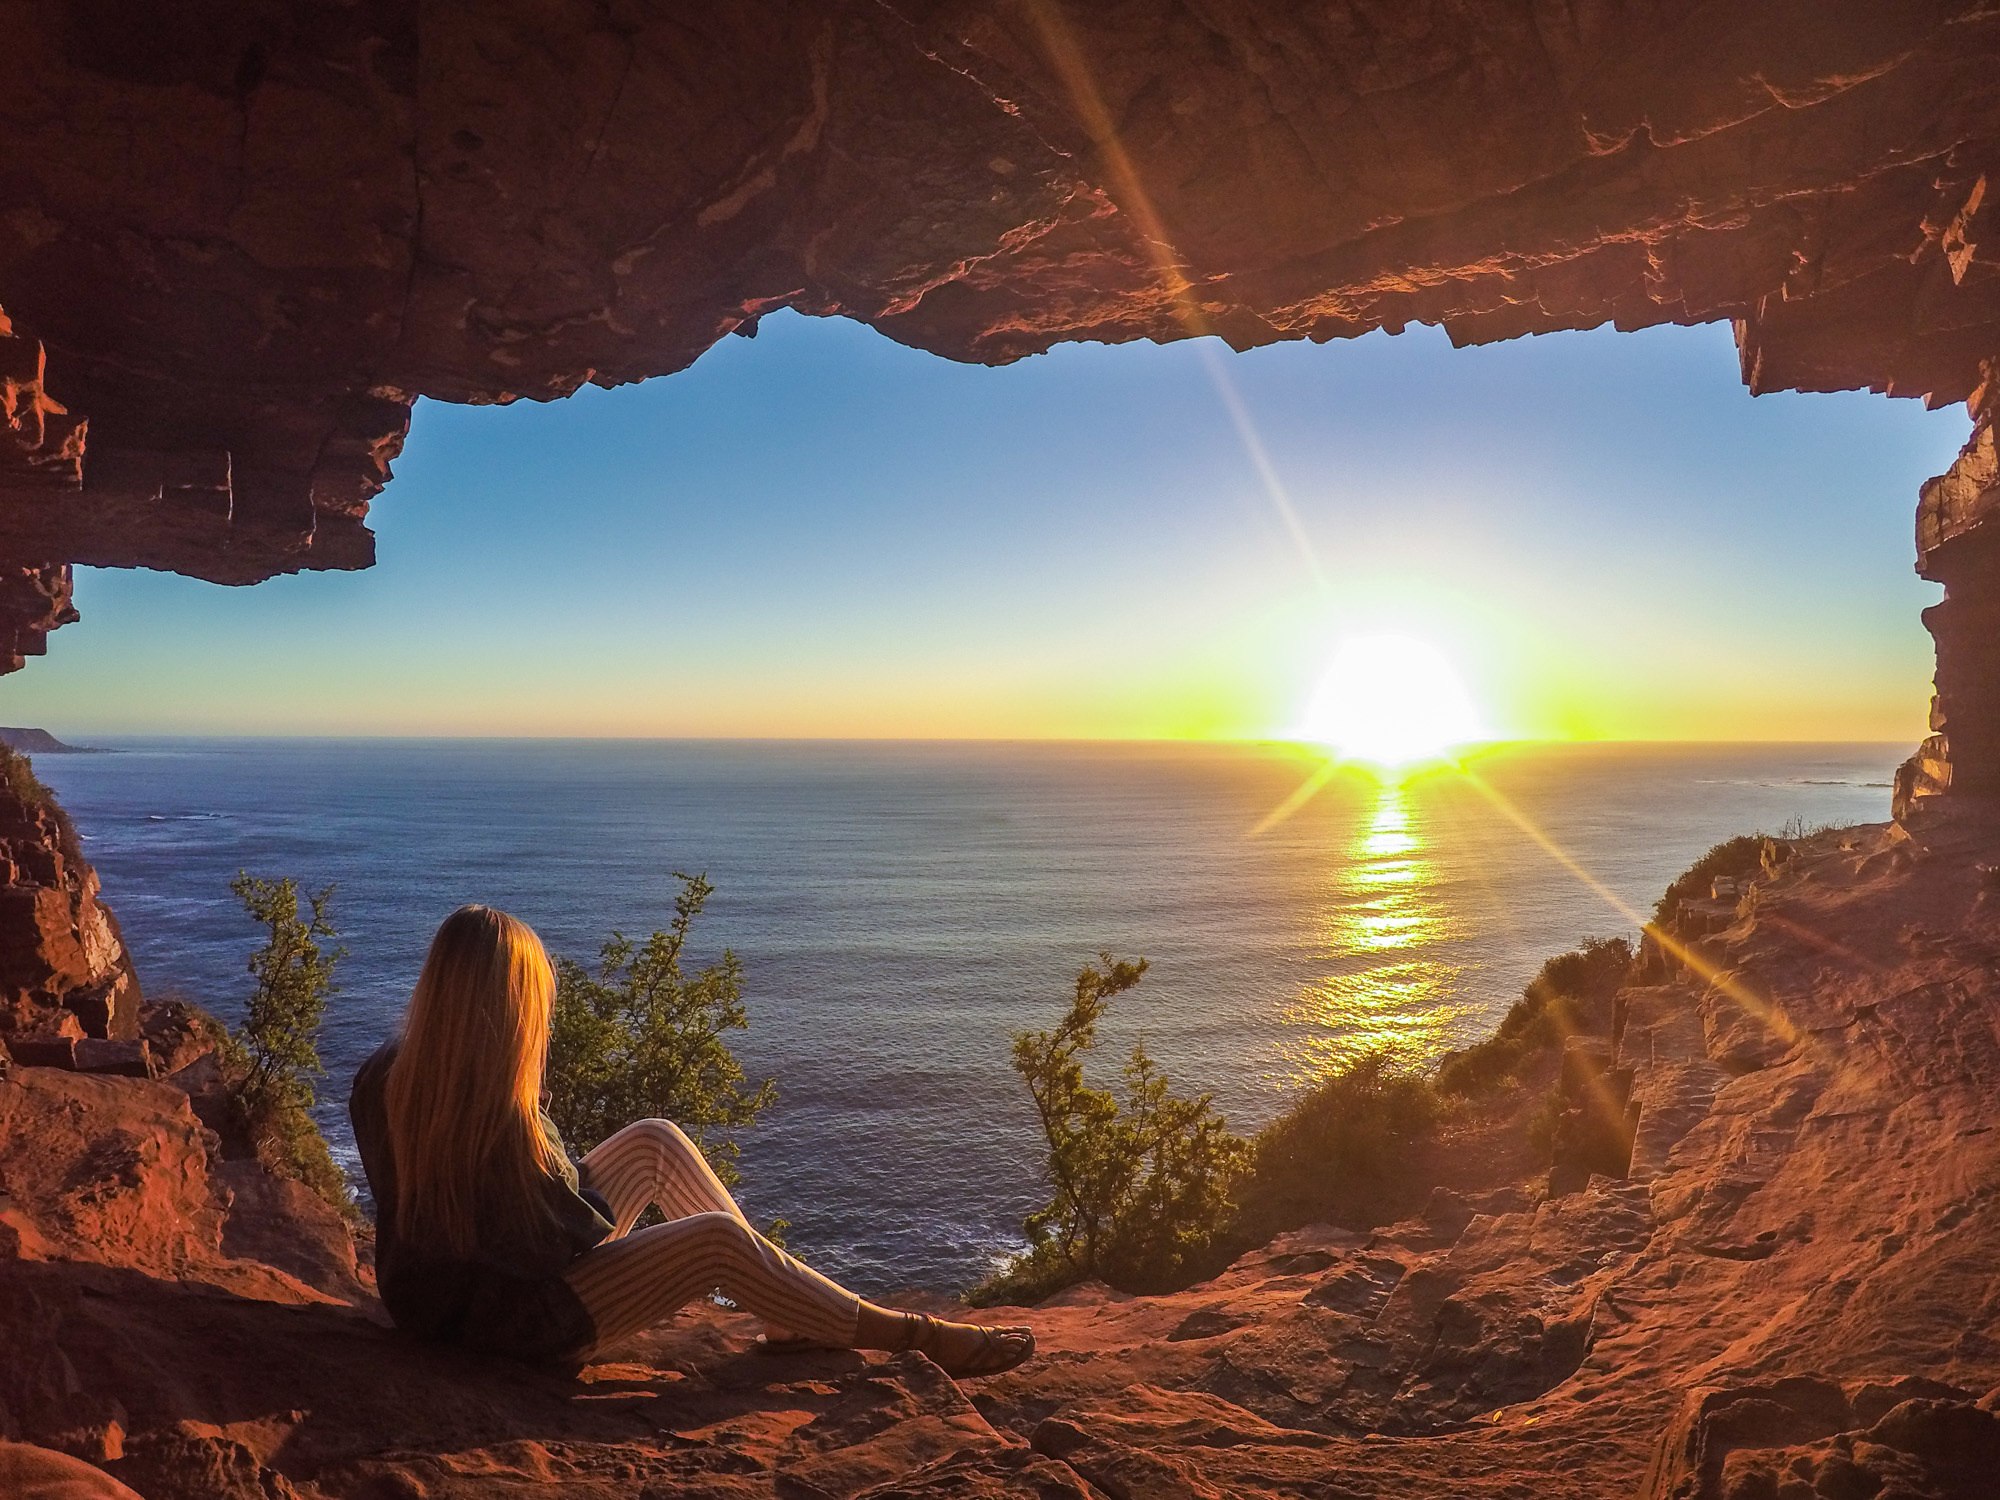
[8,5,2000,1498]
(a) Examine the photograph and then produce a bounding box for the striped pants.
[564,1118,864,1355]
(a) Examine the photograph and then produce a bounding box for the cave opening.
[1,303,1974,1290]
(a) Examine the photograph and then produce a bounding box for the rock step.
[1627,1059,1731,1182]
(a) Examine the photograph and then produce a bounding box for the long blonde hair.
[385,905,566,1256]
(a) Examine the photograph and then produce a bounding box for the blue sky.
[1,311,1969,741]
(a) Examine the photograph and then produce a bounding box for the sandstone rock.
[69,1039,155,1079]
[1643,1379,2000,1500]
[1760,840,1794,879]
[776,1352,1020,1496]
[0,566,76,675]
[107,1426,303,1500]
[0,753,140,1042]
[0,1068,225,1276]
[0,1442,142,1500]
[138,1000,218,1076]
[9,1030,78,1069]
[211,1159,367,1306]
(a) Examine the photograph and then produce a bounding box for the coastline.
[23,737,1907,1290]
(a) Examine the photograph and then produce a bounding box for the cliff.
[0,729,92,755]
[4,799,2000,1497]
[0,748,139,1046]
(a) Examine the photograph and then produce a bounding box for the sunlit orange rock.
[0,1442,142,1500]
[0,751,139,1042]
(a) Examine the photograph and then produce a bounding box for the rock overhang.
[4,1,2000,640]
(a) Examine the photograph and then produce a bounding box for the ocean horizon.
[28,735,1906,1292]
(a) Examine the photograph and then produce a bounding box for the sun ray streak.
[1076,0,1842,1051]
[1198,342,1331,593]
[1455,767,1804,1049]
[1753,910,1887,977]
[1249,757,1340,838]
[1021,0,1330,595]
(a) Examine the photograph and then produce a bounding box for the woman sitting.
[348,905,1034,1377]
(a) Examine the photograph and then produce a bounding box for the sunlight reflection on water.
[1284,770,1474,1078]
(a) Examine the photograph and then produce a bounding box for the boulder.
[0,1443,143,1500]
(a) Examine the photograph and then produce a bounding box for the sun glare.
[1297,635,1484,767]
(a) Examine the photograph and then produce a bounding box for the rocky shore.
[4,758,2000,1497]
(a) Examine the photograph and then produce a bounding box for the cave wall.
[6,1,2000,790]
[1900,380,2000,815]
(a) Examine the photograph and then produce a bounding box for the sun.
[1296,634,1484,767]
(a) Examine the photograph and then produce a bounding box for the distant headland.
[0,727,99,754]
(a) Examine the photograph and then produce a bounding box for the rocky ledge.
[4,814,2000,1498]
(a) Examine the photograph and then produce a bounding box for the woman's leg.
[565,1209,862,1351]
[579,1119,828,1346]
[579,1118,747,1237]
[562,1210,1035,1376]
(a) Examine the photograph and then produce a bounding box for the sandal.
[896,1312,1036,1378]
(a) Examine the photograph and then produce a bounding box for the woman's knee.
[679,1209,752,1252]
[631,1117,696,1155]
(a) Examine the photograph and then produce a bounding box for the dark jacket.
[348,1041,615,1362]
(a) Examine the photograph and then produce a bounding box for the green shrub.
[1233,1052,1440,1243]
[220,874,352,1215]
[0,743,49,807]
[976,932,1641,1305]
[545,873,775,1181]
[974,956,1250,1304]
[0,746,84,868]
[1434,936,1632,1096]
[1525,1088,1563,1155]
[1652,835,1766,927]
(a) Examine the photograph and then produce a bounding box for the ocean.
[29,738,1901,1292]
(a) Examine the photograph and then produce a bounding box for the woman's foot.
[753,1320,843,1355]
[892,1312,1035,1379]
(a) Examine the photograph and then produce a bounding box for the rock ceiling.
[5,1,2000,668]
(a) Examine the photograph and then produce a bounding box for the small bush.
[1525,1088,1563,1155]
[968,1239,1081,1308]
[1652,836,1766,927]
[0,744,50,807]
[1434,936,1632,1096]
[220,874,351,1215]
[545,873,775,1181]
[1233,1053,1440,1243]
[0,746,84,868]
[974,956,1250,1304]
